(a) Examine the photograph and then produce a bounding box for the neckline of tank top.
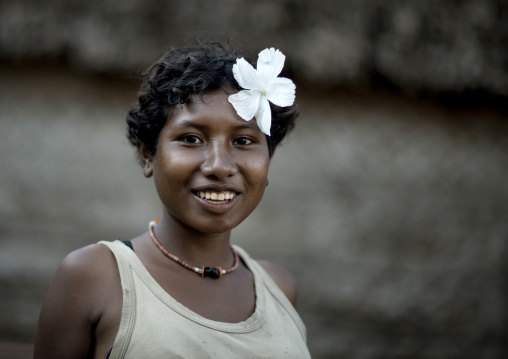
[115,240,267,333]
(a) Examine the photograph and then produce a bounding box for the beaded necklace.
[148,219,239,279]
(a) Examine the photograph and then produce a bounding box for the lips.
[196,190,237,202]
[191,185,242,207]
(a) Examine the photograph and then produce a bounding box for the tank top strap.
[98,240,138,358]
[232,245,307,341]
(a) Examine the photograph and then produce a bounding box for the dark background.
[1,1,507,358]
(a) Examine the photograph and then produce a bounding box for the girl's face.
[147,89,270,234]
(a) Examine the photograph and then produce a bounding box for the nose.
[200,140,238,180]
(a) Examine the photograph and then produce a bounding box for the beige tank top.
[99,240,310,358]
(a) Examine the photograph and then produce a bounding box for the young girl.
[34,43,310,358]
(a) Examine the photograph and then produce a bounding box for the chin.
[187,212,247,234]
[193,218,243,235]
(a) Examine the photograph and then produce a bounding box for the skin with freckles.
[34,88,298,359]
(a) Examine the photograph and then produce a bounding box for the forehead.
[186,90,234,116]
[168,90,260,132]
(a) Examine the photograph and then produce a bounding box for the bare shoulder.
[52,243,121,318]
[257,260,298,307]
[55,244,117,290]
[61,243,117,276]
[34,243,120,359]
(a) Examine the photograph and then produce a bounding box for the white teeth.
[197,191,236,202]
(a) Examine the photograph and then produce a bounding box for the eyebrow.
[172,118,260,131]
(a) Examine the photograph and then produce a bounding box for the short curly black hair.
[126,43,299,157]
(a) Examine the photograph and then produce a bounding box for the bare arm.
[258,260,298,307]
[34,244,120,359]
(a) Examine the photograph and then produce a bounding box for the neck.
[151,212,233,266]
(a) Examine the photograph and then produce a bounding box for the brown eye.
[180,135,202,144]
[234,137,253,145]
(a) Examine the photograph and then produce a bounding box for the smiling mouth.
[194,190,238,203]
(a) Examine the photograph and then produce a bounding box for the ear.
[268,145,276,159]
[136,140,154,178]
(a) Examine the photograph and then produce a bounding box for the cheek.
[243,158,270,191]
[152,151,200,189]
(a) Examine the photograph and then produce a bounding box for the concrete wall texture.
[0,1,507,358]
[1,0,507,94]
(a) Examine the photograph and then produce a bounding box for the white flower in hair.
[228,48,296,136]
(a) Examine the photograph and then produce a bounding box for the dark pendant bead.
[203,267,220,279]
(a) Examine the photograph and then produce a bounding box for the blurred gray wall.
[1,0,507,94]
[1,1,507,358]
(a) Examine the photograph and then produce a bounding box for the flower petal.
[266,77,296,107]
[254,96,272,136]
[228,90,261,121]
[233,58,261,90]
[257,48,285,86]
